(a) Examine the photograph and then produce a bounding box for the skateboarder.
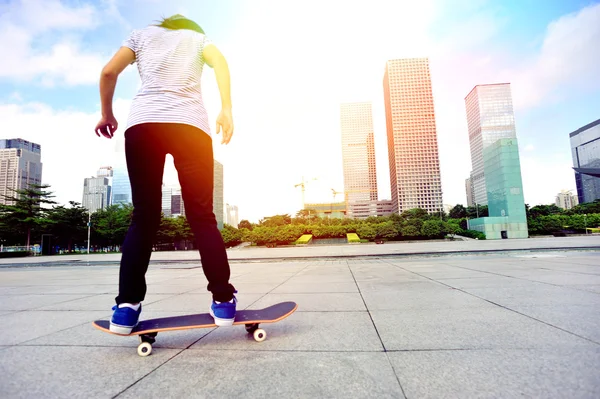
[94,14,237,334]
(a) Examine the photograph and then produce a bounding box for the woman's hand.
[95,114,118,138]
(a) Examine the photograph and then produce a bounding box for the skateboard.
[92,301,298,357]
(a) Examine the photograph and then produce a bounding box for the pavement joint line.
[382,260,600,347]
[346,260,408,398]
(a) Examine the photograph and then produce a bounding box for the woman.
[94,14,237,334]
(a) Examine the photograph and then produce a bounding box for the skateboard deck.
[93,301,297,356]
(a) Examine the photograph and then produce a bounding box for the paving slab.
[0,346,179,398]
[37,293,177,311]
[250,292,367,312]
[272,281,358,293]
[118,350,404,398]
[389,348,600,399]
[462,285,600,307]
[370,306,597,351]
[361,286,490,310]
[0,293,92,311]
[191,311,382,352]
[0,310,109,345]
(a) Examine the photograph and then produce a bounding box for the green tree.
[375,221,399,239]
[528,204,563,219]
[421,219,444,237]
[449,204,467,219]
[356,224,377,241]
[238,219,253,230]
[221,224,243,247]
[0,184,56,248]
[91,204,132,249]
[260,214,292,227]
[46,201,88,252]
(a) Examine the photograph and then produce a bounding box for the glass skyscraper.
[570,118,600,204]
[111,137,131,205]
[465,83,517,205]
[465,84,527,239]
[340,102,378,209]
[0,138,43,205]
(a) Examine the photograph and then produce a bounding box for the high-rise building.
[111,136,131,205]
[464,83,527,239]
[171,188,185,216]
[466,83,517,205]
[570,118,600,204]
[465,178,474,207]
[383,58,443,214]
[0,138,43,205]
[161,185,173,217]
[340,102,378,207]
[555,190,579,210]
[214,160,224,230]
[347,200,394,219]
[226,203,239,227]
[82,176,111,213]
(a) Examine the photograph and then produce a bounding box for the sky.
[1,0,599,223]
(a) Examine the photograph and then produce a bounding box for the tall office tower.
[111,137,131,205]
[161,185,173,217]
[214,160,224,230]
[226,203,239,227]
[383,58,443,214]
[340,102,378,211]
[82,176,111,213]
[0,138,43,205]
[465,83,518,205]
[171,188,185,216]
[570,118,600,204]
[465,178,474,207]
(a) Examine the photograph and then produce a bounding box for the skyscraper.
[555,189,579,210]
[570,118,600,204]
[214,160,224,230]
[82,176,111,213]
[466,83,517,205]
[111,137,131,205]
[383,58,443,214]
[0,138,43,205]
[340,102,378,208]
[464,83,527,239]
[226,203,239,227]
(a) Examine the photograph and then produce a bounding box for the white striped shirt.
[122,26,213,135]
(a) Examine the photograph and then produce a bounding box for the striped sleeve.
[122,30,139,64]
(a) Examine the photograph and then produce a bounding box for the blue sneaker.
[210,294,237,327]
[110,303,142,334]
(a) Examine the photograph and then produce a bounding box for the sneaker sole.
[209,309,235,327]
[109,322,136,335]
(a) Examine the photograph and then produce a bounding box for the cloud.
[0,0,106,86]
[509,3,600,109]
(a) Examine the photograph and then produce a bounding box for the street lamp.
[87,210,92,254]
[584,213,587,235]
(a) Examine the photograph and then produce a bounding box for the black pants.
[115,123,236,304]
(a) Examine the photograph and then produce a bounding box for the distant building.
[465,178,474,207]
[0,138,42,205]
[111,137,131,205]
[347,200,394,219]
[555,190,579,210]
[226,203,239,227]
[383,58,443,214]
[97,166,113,179]
[466,83,518,206]
[304,202,347,219]
[214,160,224,230]
[82,177,111,213]
[161,185,173,217]
[340,102,378,207]
[570,118,600,204]
[171,189,185,216]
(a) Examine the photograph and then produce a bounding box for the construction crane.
[294,176,317,209]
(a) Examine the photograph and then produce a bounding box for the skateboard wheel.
[253,328,266,342]
[245,323,259,333]
[137,342,152,357]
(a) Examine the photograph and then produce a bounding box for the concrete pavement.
[0,249,599,397]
